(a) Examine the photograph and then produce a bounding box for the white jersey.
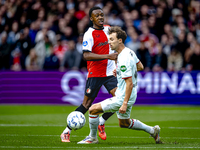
[115,47,140,100]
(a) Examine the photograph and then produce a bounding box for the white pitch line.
[0,124,200,129]
[168,127,200,129]
[0,134,200,140]
[0,146,199,149]
[0,124,63,127]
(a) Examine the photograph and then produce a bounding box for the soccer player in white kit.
[78,26,162,144]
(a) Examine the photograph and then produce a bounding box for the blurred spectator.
[174,31,190,67]
[76,19,88,35]
[140,4,149,20]
[187,43,200,71]
[35,21,56,45]
[66,0,75,10]
[0,32,12,70]
[76,34,83,54]
[34,34,53,68]
[57,1,66,19]
[58,18,67,34]
[10,48,23,71]
[139,26,159,54]
[7,21,19,44]
[25,48,42,71]
[152,43,168,72]
[64,12,78,29]
[130,9,141,30]
[187,32,196,46]
[184,39,198,71]
[43,43,60,70]
[160,34,171,56]
[107,10,124,27]
[87,0,95,9]
[29,20,40,47]
[163,23,173,37]
[37,7,46,22]
[196,22,200,43]
[53,35,69,63]
[60,40,81,71]
[173,19,188,38]
[76,34,87,70]
[155,6,166,39]
[187,12,196,35]
[125,27,140,52]
[74,1,86,20]
[169,8,182,26]
[136,42,152,71]
[168,48,183,72]
[61,26,76,41]
[13,27,32,69]
[95,0,104,8]
[147,15,157,36]
[47,13,59,34]
[18,13,29,30]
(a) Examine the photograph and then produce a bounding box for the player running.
[78,26,162,144]
[61,7,118,142]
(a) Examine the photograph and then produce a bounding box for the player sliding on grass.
[78,26,162,144]
[61,7,118,142]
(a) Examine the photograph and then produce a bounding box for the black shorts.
[85,76,117,98]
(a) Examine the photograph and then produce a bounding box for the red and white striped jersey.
[82,25,116,78]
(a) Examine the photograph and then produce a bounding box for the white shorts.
[100,96,136,119]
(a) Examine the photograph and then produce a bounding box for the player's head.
[89,6,104,29]
[108,26,127,43]
[108,26,127,51]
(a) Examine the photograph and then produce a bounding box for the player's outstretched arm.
[83,51,118,61]
[137,61,144,71]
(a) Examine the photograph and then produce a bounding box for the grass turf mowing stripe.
[1,134,200,140]
[0,146,200,149]
[0,124,200,129]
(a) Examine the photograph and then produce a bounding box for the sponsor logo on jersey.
[97,41,108,47]
[83,41,88,46]
[120,65,127,72]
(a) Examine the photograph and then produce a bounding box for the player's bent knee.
[89,105,97,115]
[119,122,127,128]
[89,104,101,115]
[119,119,130,128]
[88,106,94,114]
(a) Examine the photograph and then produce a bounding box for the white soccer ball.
[67,111,86,130]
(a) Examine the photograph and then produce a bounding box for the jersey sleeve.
[120,50,139,79]
[82,31,93,52]
[119,54,132,79]
[132,50,140,64]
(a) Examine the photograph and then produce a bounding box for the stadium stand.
[0,0,199,71]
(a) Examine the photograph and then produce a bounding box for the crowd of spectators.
[0,0,200,72]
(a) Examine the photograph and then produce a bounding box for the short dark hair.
[89,6,102,17]
[108,26,127,43]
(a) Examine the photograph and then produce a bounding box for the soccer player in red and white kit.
[60,6,118,142]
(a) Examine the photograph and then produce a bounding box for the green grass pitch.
[0,105,200,149]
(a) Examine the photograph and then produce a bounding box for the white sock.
[129,119,154,134]
[99,116,106,125]
[63,126,72,134]
[89,114,99,138]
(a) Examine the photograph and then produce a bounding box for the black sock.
[75,104,88,114]
[67,125,72,130]
[102,112,115,120]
